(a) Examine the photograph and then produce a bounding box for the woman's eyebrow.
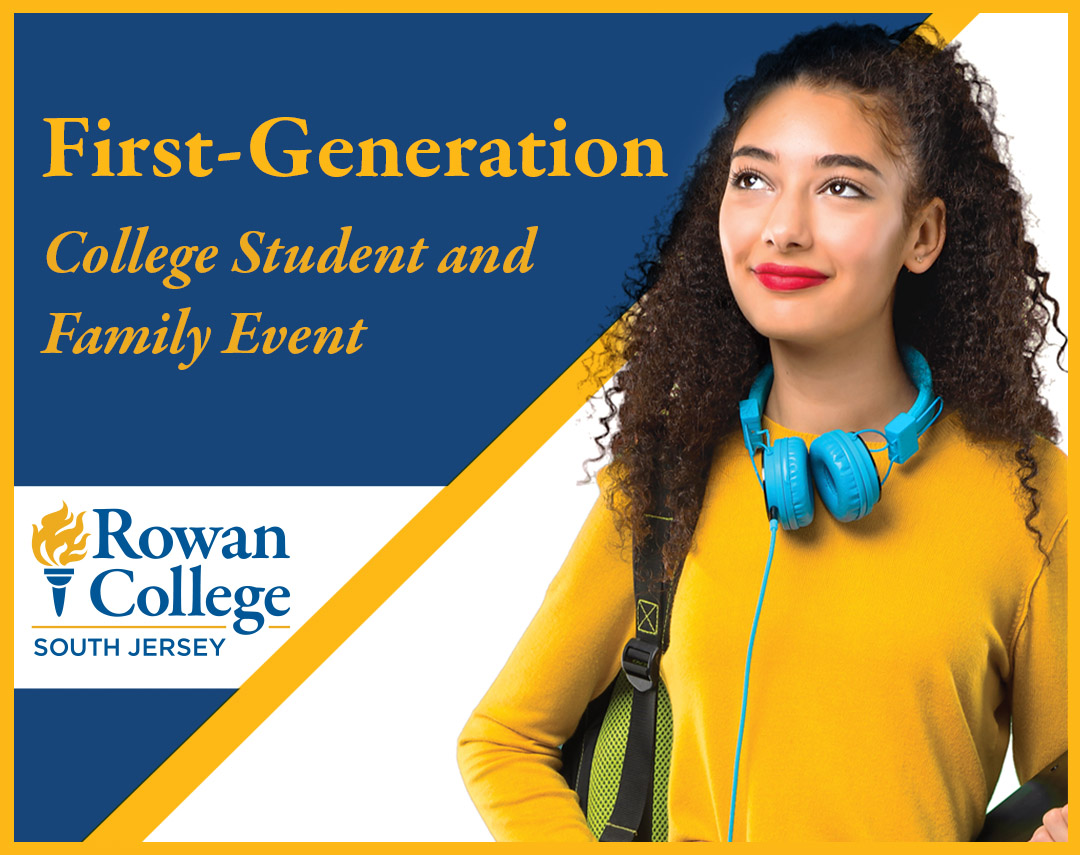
[731,145,774,162]
[730,146,883,179]
[816,153,883,177]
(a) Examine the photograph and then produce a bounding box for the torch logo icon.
[31,503,89,617]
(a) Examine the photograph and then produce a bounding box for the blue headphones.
[738,345,943,530]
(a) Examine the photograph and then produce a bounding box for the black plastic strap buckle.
[621,638,660,692]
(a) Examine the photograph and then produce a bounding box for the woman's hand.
[1029,804,1068,842]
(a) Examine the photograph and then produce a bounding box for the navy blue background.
[15,14,923,487]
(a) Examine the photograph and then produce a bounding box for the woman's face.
[718,83,918,349]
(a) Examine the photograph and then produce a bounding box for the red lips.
[752,263,829,291]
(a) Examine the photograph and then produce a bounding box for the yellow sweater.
[457,410,1067,842]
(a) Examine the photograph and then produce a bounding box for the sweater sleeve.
[457,490,635,841]
[1010,519,1067,784]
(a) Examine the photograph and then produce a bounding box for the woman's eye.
[823,179,865,198]
[730,170,767,190]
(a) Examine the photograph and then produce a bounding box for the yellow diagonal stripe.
[921,10,978,42]
[86,324,622,843]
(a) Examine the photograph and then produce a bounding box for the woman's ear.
[904,197,946,274]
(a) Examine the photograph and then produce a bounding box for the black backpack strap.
[599,483,672,842]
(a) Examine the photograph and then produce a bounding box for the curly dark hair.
[590,22,1066,573]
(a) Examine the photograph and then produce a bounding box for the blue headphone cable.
[727,513,780,842]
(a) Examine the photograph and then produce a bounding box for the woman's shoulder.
[932,409,1066,538]
[939,408,1064,477]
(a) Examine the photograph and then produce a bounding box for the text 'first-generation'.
[42,117,668,180]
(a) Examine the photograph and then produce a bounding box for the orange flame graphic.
[32,502,90,567]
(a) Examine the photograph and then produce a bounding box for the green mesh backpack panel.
[651,679,673,839]
[583,674,673,840]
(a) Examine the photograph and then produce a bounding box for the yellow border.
[10,8,1071,852]
[0,2,992,10]
[0,2,1069,9]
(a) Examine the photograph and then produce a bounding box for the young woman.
[457,22,1067,842]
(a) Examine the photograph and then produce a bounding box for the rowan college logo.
[31,503,89,616]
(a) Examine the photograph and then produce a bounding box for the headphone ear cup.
[763,437,814,530]
[808,430,881,522]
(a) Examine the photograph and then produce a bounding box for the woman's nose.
[761,193,812,251]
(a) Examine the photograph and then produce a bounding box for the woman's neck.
[763,333,918,437]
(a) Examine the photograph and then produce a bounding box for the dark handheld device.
[975,752,1067,842]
